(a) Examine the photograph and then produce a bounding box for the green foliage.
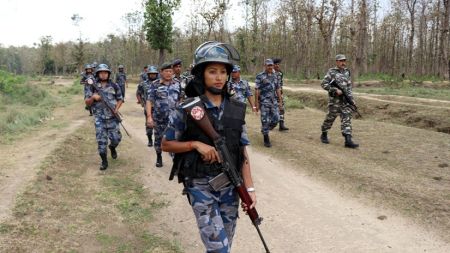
[0,70,56,140]
[144,0,180,53]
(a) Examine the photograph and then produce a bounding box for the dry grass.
[246,107,450,242]
[0,125,182,252]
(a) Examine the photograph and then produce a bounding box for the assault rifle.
[329,79,362,118]
[181,96,270,253]
[87,78,131,137]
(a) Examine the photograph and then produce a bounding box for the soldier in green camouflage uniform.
[320,54,359,148]
[273,58,289,131]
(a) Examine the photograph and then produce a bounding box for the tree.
[71,14,85,72]
[144,0,180,65]
[37,36,55,75]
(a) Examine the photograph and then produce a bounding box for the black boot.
[279,120,289,131]
[99,153,108,170]
[344,134,359,148]
[109,145,117,159]
[263,134,272,148]
[321,132,329,144]
[155,152,163,167]
[147,134,153,147]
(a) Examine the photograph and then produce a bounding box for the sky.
[0,0,389,48]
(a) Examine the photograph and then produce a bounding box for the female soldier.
[162,41,256,253]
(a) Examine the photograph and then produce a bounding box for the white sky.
[0,0,388,47]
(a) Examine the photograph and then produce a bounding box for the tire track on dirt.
[0,103,86,222]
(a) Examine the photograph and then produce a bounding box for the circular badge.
[190,106,205,120]
[87,78,94,85]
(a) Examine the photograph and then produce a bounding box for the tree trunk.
[439,0,450,79]
[159,48,165,66]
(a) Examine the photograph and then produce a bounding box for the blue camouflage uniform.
[227,79,252,104]
[255,71,280,134]
[140,71,148,82]
[84,81,123,154]
[165,97,250,253]
[147,79,182,153]
[136,79,155,138]
[115,71,127,99]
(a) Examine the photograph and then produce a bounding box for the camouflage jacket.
[227,79,252,103]
[321,67,353,104]
[255,71,279,105]
[84,81,123,119]
[147,79,182,122]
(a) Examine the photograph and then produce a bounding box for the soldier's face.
[265,64,274,73]
[274,63,281,72]
[173,64,182,75]
[231,71,240,80]
[336,60,346,69]
[148,73,157,80]
[86,69,92,74]
[204,63,227,90]
[161,69,173,81]
[98,71,109,81]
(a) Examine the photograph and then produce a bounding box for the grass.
[355,86,450,101]
[0,125,182,252]
[0,71,83,143]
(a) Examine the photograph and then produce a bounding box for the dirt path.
[283,86,450,109]
[120,84,450,253]
[0,100,86,222]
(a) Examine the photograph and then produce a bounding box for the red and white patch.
[190,106,205,120]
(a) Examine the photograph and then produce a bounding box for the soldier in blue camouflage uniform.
[162,41,257,253]
[115,65,128,101]
[227,65,256,111]
[80,64,95,116]
[137,65,159,147]
[255,59,283,147]
[84,64,124,170]
[146,62,182,167]
[140,65,148,82]
[320,54,359,148]
[273,58,289,131]
[172,58,193,100]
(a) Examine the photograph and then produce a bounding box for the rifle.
[181,96,271,253]
[329,79,362,118]
[87,78,132,137]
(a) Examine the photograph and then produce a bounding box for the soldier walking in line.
[136,65,159,147]
[255,59,283,148]
[115,65,128,101]
[320,54,359,148]
[272,58,289,131]
[80,63,95,116]
[146,62,182,167]
[84,64,123,170]
[140,65,149,82]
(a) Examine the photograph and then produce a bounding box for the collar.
[202,96,225,110]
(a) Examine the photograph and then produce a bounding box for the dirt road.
[1,81,449,252]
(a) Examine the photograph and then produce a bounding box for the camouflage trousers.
[260,103,279,134]
[119,83,126,100]
[321,104,353,135]
[276,91,286,121]
[154,120,168,153]
[144,110,153,137]
[94,117,122,154]
[186,178,239,253]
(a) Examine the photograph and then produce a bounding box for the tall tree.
[144,0,180,65]
[71,14,85,72]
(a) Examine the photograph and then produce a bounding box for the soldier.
[320,54,359,148]
[84,64,123,170]
[115,65,128,101]
[227,65,256,111]
[136,65,159,147]
[146,62,182,167]
[162,41,256,253]
[255,59,283,147]
[273,58,289,131]
[172,58,183,82]
[80,64,95,116]
[92,61,98,73]
[140,65,148,82]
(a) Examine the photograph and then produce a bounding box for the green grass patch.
[356,86,450,101]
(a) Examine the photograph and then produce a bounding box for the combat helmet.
[190,41,240,76]
[95,63,111,77]
[85,64,93,70]
[147,65,158,74]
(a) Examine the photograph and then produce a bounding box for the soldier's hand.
[252,106,258,113]
[194,142,221,163]
[241,191,257,212]
[336,89,343,96]
[146,117,154,128]
[92,94,101,101]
